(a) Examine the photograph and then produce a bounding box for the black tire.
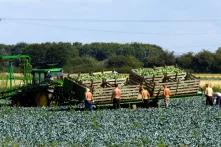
[35,92,49,107]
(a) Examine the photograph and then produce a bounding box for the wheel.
[11,93,22,106]
[49,91,60,106]
[11,98,21,106]
[35,92,49,107]
[49,98,59,106]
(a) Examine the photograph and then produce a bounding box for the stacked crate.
[129,66,200,97]
[68,71,140,105]
[70,72,128,89]
[92,85,140,105]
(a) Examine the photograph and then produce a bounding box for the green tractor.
[11,68,64,106]
[0,55,67,107]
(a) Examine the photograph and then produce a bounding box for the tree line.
[0,42,220,73]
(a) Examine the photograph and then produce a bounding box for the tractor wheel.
[50,100,59,106]
[48,92,59,106]
[35,93,49,107]
[11,98,21,107]
[11,94,22,107]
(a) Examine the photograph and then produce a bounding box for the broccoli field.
[0,96,221,146]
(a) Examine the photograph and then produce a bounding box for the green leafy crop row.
[73,72,128,82]
[134,66,185,77]
[0,96,220,146]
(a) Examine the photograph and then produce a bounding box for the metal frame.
[0,55,32,99]
[31,68,63,84]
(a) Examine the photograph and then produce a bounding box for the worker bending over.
[163,85,171,108]
[112,84,121,109]
[85,88,93,111]
[213,92,221,106]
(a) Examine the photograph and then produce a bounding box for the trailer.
[65,67,199,108]
[65,71,142,107]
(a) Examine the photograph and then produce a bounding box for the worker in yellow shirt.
[205,84,213,105]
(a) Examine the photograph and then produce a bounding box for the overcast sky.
[0,0,221,54]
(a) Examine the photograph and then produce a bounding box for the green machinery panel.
[63,78,86,103]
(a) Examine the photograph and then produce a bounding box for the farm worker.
[112,84,121,109]
[138,85,143,99]
[46,71,52,81]
[213,92,221,106]
[139,85,150,108]
[205,84,213,106]
[85,88,93,111]
[163,85,171,108]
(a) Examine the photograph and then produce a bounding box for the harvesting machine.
[0,55,201,108]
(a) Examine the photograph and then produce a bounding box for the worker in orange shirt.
[163,85,171,108]
[140,85,150,108]
[112,84,121,109]
[85,88,93,111]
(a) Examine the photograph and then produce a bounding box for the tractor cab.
[32,68,63,85]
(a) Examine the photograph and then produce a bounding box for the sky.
[0,0,221,54]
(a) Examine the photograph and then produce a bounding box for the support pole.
[6,61,14,96]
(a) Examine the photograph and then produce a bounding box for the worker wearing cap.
[112,84,121,109]
[163,85,171,108]
[85,88,93,111]
[205,84,213,105]
[140,85,150,108]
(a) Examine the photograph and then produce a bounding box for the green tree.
[192,50,215,73]
[176,52,194,71]
[64,56,104,73]
[213,48,221,72]
[107,55,143,72]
